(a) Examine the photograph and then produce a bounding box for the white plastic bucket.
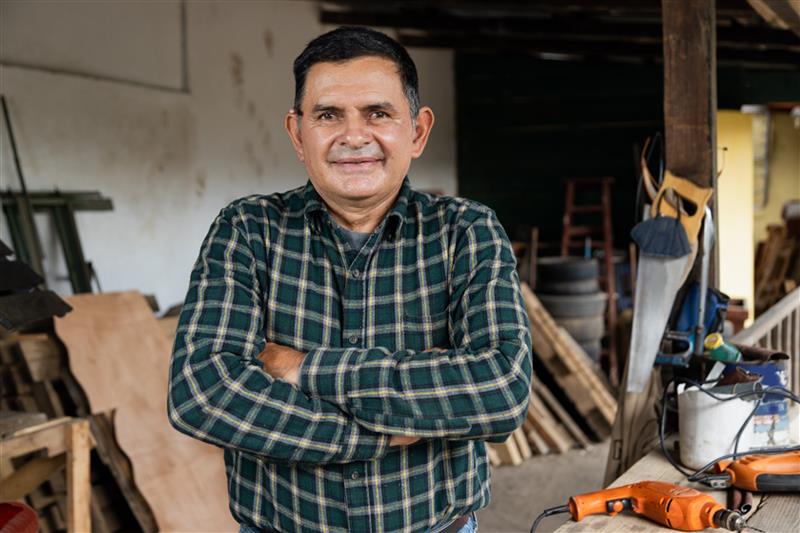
[677,384,756,470]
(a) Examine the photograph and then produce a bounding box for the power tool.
[529,480,764,533]
[699,450,800,492]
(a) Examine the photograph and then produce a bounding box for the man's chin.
[332,174,387,198]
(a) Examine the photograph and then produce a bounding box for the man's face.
[285,56,433,206]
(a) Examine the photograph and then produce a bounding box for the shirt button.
[351,269,361,279]
[348,335,359,345]
[351,471,360,480]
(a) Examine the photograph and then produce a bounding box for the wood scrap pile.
[0,332,156,532]
[0,291,234,532]
[487,283,617,466]
[755,223,799,315]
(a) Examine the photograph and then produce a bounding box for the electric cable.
[529,504,570,533]
[657,375,800,483]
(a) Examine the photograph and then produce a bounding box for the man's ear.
[410,106,435,159]
[284,109,304,162]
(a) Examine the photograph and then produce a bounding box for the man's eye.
[369,111,388,119]
[317,112,336,120]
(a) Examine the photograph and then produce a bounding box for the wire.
[658,376,800,483]
[530,505,570,533]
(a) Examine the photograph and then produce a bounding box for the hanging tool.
[693,206,714,356]
[626,170,713,393]
[529,481,764,533]
[698,451,800,492]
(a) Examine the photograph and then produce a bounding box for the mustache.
[327,145,384,162]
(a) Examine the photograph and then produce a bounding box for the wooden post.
[662,0,717,188]
[66,419,91,533]
[605,0,719,484]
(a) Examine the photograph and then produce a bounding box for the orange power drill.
[529,480,763,533]
[702,450,800,492]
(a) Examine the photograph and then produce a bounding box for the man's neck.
[316,183,402,234]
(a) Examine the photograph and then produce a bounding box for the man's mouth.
[331,158,383,172]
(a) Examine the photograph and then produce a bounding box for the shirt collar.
[303,177,411,240]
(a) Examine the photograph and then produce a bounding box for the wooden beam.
[323,8,800,50]
[397,32,799,69]
[747,0,800,38]
[661,0,717,187]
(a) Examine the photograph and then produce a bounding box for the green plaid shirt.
[168,177,532,533]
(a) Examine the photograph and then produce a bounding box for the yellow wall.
[716,111,754,318]
[753,112,800,244]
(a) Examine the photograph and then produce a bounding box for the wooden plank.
[512,427,532,459]
[489,436,523,466]
[0,453,65,500]
[54,291,236,532]
[746,0,800,38]
[66,419,91,533]
[532,374,591,447]
[0,417,72,460]
[527,393,573,454]
[486,443,501,467]
[522,419,550,455]
[88,414,158,532]
[521,283,617,437]
[17,333,63,382]
[526,428,550,455]
[0,410,47,436]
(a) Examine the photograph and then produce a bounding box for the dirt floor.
[475,440,610,533]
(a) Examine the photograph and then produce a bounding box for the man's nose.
[339,113,372,148]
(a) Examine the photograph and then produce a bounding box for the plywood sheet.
[55,291,236,532]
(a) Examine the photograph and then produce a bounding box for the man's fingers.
[389,435,420,447]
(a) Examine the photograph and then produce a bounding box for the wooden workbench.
[554,449,799,533]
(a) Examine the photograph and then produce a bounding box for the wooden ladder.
[560,177,619,386]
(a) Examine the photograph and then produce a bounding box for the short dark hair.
[293,26,420,117]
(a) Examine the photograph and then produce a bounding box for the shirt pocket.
[402,304,450,352]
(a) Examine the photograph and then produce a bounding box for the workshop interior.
[1,1,799,532]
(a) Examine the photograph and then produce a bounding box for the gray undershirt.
[337,225,371,253]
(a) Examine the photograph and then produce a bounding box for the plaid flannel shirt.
[168,177,532,532]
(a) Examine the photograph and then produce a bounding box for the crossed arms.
[167,206,532,464]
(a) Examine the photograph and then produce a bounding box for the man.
[168,26,532,533]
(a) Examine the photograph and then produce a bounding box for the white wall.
[0,1,456,309]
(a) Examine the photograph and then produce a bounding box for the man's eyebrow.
[310,104,342,115]
[363,102,396,113]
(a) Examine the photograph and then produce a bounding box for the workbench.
[0,413,92,533]
[554,448,800,533]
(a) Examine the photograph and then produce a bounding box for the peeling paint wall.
[0,1,457,309]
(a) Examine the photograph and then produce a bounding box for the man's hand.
[258,342,305,386]
[389,435,420,447]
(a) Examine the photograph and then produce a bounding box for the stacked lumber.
[521,282,616,438]
[487,283,616,466]
[755,224,798,315]
[0,332,156,532]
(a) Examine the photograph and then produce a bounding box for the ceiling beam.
[746,0,800,37]
[396,31,800,68]
[320,6,799,51]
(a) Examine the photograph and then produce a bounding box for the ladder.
[561,177,619,386]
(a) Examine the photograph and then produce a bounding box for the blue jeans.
[238,512,478,533]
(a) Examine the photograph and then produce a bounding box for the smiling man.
[168,27,532,533]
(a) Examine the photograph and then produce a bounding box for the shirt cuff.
[299,347,362,404]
